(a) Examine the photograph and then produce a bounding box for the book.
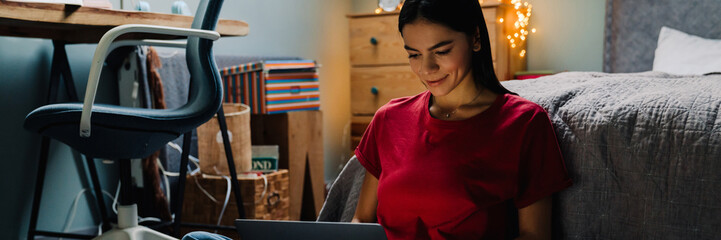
[82,0,112,9]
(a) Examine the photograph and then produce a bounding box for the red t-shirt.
[355,91,572,240]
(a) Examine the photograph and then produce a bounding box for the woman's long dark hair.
[399,0,515,95]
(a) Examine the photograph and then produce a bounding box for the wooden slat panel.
[348,13,408,66]
[0,1,248,43]
[351,121,370,137]
[351,65,425,115]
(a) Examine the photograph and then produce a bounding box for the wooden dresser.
[347,3,526,151]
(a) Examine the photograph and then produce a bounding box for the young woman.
[351,0,572,239]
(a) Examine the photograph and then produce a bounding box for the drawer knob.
[370,86,379,95]
[370,37,378,45]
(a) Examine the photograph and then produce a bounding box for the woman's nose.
[419,56,439,75]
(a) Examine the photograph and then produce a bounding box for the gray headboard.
[603,0,721,73]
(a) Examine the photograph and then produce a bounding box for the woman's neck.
[429,78,499,120]
[433,79,484,110]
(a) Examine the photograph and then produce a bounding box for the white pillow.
[652,26,721,75]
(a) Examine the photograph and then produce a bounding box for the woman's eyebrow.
[404,40,454,51]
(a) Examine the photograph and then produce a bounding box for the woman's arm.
[515,196,552,240]
[351,170,379,223]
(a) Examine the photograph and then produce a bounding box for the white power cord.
[215,175,232,233]
[62,187,116,238]
[64,141,204,236]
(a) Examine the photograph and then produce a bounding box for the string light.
[374,7,382,14]
[496,0,533,57]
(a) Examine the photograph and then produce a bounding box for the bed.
[500,1,721,238]
[319,0,721,239]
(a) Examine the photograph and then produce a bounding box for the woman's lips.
[426,75,448,87]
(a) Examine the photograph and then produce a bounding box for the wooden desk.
[1,2,251,239]
[0,1,249,43]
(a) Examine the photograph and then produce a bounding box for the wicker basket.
[197,103,252,175]
[182,170,290,226]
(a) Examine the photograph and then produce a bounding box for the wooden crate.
[250,110,325,220]
[182,169,290,226]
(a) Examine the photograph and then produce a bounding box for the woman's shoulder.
[498,94,550,122]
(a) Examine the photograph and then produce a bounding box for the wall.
[350,0,606,72]
[0,0,352,238]
[0,38,120,238]
[525,0,605,72]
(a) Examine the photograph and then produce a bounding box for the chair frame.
[26,0,248,238]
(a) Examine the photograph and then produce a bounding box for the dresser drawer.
[351,65,426,115]
[349,14,409,66]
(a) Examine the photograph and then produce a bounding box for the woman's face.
[401,19,476,97]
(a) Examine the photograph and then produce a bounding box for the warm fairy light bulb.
[500,0,533,56]
[374,7,382,14]
[532,28,536,33]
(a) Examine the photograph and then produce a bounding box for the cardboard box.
[219,60,320,114]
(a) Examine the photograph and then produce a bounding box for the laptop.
[235,219,388,240]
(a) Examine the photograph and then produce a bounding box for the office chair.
[24,0,230,239]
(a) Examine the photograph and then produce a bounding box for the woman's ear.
[473,27,482,52]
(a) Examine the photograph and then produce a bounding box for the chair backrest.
[180,0,224,130]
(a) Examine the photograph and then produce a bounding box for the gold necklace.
[437,88,484,119]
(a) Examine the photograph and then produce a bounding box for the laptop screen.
[235,219,388,240]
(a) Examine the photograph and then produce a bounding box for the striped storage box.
[219,60,320,114]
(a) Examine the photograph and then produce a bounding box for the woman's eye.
[435,49,450,55]
[408,54,420,59]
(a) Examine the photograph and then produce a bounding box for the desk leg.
[51,41,79,101]
[27,41,99,240]
[27,137,50,240]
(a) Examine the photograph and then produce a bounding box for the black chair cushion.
[24,102,207,159]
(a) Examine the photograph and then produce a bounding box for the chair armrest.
[110,39,188,51]
[80,24,220,137]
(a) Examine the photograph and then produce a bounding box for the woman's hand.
[352,170,379,223]
[515,196,552,240]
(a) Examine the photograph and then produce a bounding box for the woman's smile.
[425,75,449,87]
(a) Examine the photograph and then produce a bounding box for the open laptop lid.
[235,219,388,240]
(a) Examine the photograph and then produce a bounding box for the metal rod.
[216,106,245,219]
[85,157,111,232]
[173,132,193,236]
[118,159,133,206]
[33,230,94,239]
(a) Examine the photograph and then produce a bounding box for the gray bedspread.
[502,71,721,239]
[319,71,721,239]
